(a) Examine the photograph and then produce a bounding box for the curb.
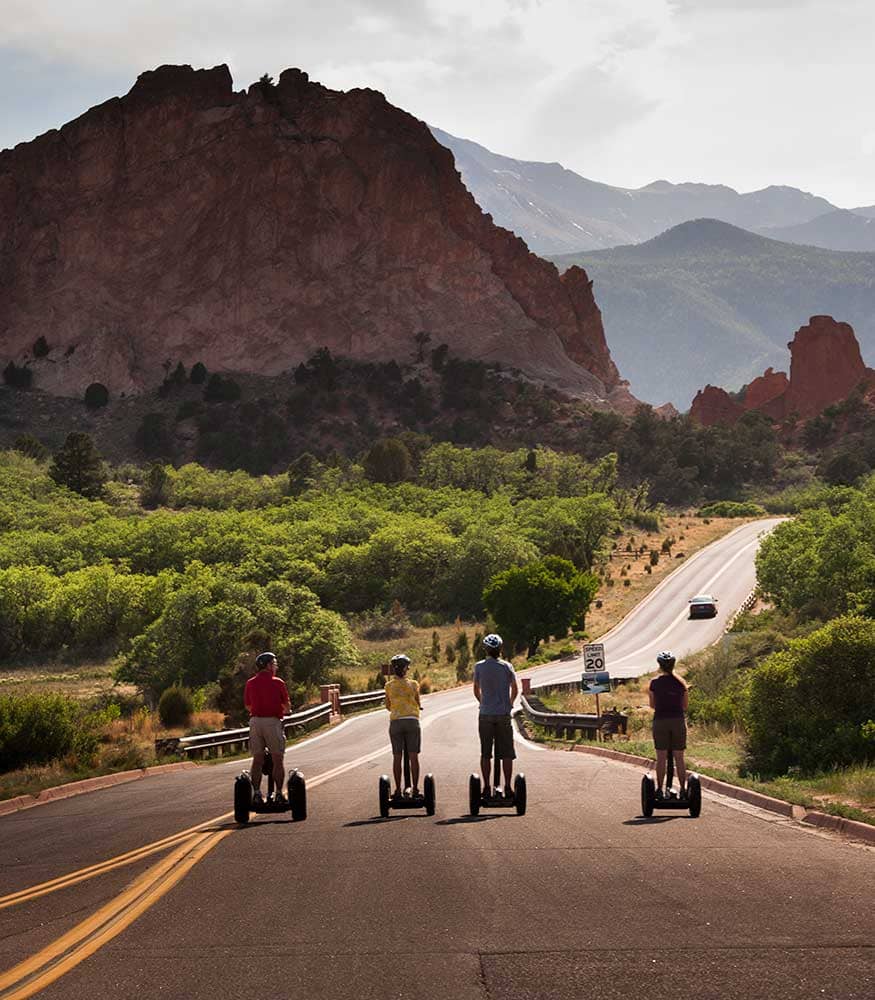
[801,810,875,845]
[0,761,198,818]
[570,744,874,843]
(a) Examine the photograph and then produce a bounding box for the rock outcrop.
[783,316,868,419]
[0,64,625,402]
[742,367,789,421]
[689,385,744,426]
[690,316,873,425]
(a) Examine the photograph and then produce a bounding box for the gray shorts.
[389,718,421,754]
[479,714,516,760]
[249,717,285,757]
[652,716,687,751]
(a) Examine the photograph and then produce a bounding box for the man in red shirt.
[244,652,291,804]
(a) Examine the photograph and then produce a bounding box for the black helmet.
[256,651,277,670]
[390,653,411,673]
[656,650,676,670]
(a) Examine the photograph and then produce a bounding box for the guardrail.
[338,690,386,711]
[520,692,627,740]
[156,701,333,759]
[725,589,758,632]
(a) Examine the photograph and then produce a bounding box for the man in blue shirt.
[473,633,519,799]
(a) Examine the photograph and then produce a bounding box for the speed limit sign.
[583,643,606,672]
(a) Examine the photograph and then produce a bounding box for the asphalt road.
[1,518,872,1000]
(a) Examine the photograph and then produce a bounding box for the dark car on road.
[689,593,718,618]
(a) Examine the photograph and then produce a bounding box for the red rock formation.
[0,64,624,403]
[654,402,680,420]
[689,385,744,425]
[741,367,789,421]
[689,317,873,425]
[783,316,869,419]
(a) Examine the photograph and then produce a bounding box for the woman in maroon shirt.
[648,651,689,799]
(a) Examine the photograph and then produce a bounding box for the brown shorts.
[389,718,421,754]
[652,716,687,751]
[479,715,516,760]
[249,716,285,757]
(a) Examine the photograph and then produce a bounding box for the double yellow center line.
[0,831,230,999]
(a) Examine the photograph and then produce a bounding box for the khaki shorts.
[389,718,421,754]
[652,716,687,751]
[479,715,516,760]
[249,716,286,757]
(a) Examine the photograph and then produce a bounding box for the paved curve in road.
[1,518,872,1000]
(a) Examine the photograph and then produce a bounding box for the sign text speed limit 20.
[583,643,605,672]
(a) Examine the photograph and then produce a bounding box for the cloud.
[1,0,873,205]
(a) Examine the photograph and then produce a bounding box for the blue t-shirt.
[474,657,517,715]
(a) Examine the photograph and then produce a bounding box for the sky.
[2,0,873,208]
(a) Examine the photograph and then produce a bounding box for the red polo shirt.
[245,670,290,719]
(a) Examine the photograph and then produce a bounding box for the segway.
[379,744,435,817]
[468,754,526,816]
[234,747,307,824]
[640,732,701,818]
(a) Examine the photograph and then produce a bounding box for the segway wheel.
[687,774,702,818]
[468,774,482,816]
[379,775,391,818]
[514,773,527,816]
[234,773,252,825]
[288,769,307,822]
[641,774,656,817]
[423,773,436,816]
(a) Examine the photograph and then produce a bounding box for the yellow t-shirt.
[385,675,421,721]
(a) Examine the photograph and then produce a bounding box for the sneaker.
[274,793,287,807]
[481,785,492,802]
[654,788,664,802]
[504,787,515,802]
[392,789,403,802]
[252,789,263,805]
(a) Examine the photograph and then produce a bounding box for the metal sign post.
[582,644,609,741]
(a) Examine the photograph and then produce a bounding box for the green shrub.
[741,616,875,776]
[0,693,106,770]
[3,361,32,389]
[189,362,208,385]
[698,500,766,517]
[649,550,659,566]
[204,374,241,403]
[32,336,50,358]
[158,685,195,728]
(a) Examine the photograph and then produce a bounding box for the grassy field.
[535,686,875,827]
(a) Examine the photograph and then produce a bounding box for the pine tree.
[48,433,106,498]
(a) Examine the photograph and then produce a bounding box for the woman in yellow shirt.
[385,654,422,799]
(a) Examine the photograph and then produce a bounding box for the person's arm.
[473,663,481,703]
[509,668,519,706]
[279,681,291,717]
[244,680,253,716]
[682,687,689,713]
[414,681,422,710]
[648,681,655,710]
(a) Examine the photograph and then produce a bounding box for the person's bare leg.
[481,757,492,793]
[409,752,420,793]
[675,750,687,794]
[502,757,513,793]
[393,753,403,795]
[251,750,265,793]
[272,748,285,796]
[656,749,667,792]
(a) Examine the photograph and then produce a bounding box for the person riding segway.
[234,651,306,824]
[640,650,701,817]
[379,654,435,817]
[469,634,526,816]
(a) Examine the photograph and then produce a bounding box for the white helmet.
[483,633,503,652]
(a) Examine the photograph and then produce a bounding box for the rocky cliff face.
[783,316,868,418]
[689,315,872,425]
[689,385,744,426]
[0,64,624,402]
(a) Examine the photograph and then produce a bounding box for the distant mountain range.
[432,127,875,254]
[551,220,875,408]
